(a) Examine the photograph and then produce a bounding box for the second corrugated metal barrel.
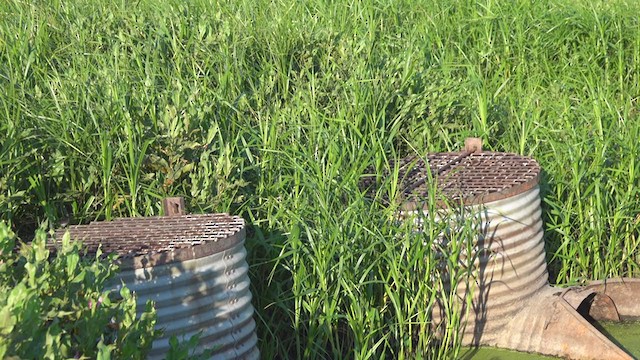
[374,150,545,346]
[363,146,640,358]
[415,185,547,345]
[55,214,259,360]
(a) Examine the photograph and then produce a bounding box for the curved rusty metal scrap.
[378,140,640,360]
[585,278,640,320]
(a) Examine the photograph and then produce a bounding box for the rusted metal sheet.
[584,278,640,319]
[498,287,632,360]
[52,214,259,360]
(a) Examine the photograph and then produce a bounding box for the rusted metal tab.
[464,137,483,153]
[162,197,186,216]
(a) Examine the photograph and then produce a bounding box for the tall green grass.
[2,0,640,357]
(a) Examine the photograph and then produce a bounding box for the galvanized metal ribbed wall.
[53,214,259,360]
[406,185,547,345]
[112,241,258,359]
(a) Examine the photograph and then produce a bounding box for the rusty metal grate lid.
[362,151,540,209]
[50,213,245,269]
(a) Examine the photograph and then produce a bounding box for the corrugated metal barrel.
[54,213,259,360]
[362,144,640,359]
[409,185,548,345]
[363,149,545,346]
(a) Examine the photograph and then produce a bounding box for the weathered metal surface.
[113,241,258,359]
[373,143,640,359]
[584,278,640,319]
[498,287,632,360]
[162,197,187,216]
[391,148,547,345]
[424,186,548,345]
[54,214,246,268]
[51,214,259,360]
[360,151,540,209]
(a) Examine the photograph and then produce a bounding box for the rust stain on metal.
[588,293,621,322]
[584,278,640,319]
[361,151,540,209]
[51,214,245,269]
[162,197,186,216]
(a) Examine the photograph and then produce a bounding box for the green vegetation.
[1,0,639,358]
[598,320,640,357]
[460,346,558,360]
[0,223,158,358]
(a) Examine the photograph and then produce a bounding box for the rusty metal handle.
[464,137,483,153]
[162,197,186,216]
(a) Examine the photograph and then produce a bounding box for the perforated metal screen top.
[51,214,245,267]
[362,151,540,209]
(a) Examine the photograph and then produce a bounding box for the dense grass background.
[2,0,640,358]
